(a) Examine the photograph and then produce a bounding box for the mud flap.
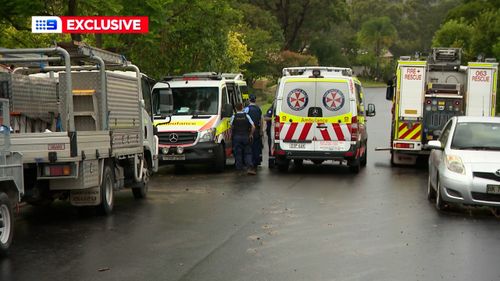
[392,151,417,165]
[70,187,101,206]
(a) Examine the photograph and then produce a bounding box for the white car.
[427,116,500,211]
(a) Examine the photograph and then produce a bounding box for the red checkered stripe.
[280,122,352,141]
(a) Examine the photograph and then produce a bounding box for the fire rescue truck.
[379,48,498,165]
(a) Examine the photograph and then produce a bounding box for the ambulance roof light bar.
[163,72,222,81]
[221,73,244,81]
[282,66,353,77]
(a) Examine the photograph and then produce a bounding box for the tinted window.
[451,122,500,150]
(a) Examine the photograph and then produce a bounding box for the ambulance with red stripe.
[152,72,246,172]
[383,48,498,165]
[272,67,376,173]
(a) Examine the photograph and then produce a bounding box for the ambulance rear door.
[314,78,353,152]
[278,79,316,151]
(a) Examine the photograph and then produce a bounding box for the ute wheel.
[97,165,114,216]
[0,192,14,255]
[435,178,447,211]
[349,158,361,174]
[132,158,150,199]
[277,159,289,173]
[427,174,436,201]
[213,144,226,173]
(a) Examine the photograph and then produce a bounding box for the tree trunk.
[68,0,82,42]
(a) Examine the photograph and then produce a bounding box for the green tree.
[234,3,284,82]
[247,0,348,51]
[357,17,397,78]
[432,19,475,60]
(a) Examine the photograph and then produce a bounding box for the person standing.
[244,94,263,167]
[230,103,256,175]
[263,101,275,156]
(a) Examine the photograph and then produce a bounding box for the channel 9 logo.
[31,16,62,33]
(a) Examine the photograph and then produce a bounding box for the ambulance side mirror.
[222,104,233,118]
[367,103,376,117]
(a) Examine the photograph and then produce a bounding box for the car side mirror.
[386,83,394,101]
[222,104,233,118]
[427,140,443,150]
[366,103,376,117]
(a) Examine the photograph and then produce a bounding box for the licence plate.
[289,143,306,149]
[162,155,186,161]
[486,185,500,194]
[70,187,100,206]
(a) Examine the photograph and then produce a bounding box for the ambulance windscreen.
[171,87,219,116]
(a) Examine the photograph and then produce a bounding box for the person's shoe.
[247,168,257,175]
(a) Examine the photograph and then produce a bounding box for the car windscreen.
[171,87,219,115]
[451,122,500,150]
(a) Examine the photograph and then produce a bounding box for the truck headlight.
[198,128,216,143]
[445,155,465,175]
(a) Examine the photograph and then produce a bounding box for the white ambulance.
[152,72,245,172]
[272,67,376,173]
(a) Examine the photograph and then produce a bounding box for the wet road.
[2,88,500,281]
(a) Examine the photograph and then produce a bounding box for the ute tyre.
[0,192,13,255]
[435,178,447,211]
[97,165,114,216]
[213,144,226,173]
[349,158,361,174]
[427,174,436,201]
[132,158,149,199]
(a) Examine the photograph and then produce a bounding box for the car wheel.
[97,165,114,216]
[132,158,149,199]
[435,178,447,211]
[427,174,436,201]
[0,192,13,255]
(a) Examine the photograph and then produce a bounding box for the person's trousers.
[251,136,262,166]
[233,135,253,170]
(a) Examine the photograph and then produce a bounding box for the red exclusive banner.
[60,16,148,33]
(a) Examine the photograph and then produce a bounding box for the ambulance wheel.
[348,159,361,174]
[0,192,14,255]
[213,144,226,173]
[97,165,114,216]
[360,146,367,168]
[277,158,289,173]
[132,158,149,199]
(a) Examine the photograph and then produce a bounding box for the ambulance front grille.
[158,132,198,145]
